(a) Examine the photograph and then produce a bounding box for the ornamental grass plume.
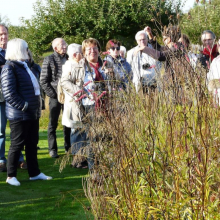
[81,47,220,219]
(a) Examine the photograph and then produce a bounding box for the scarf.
[89,62,103,81]
[203,44,218,61]
[18,61,40,96]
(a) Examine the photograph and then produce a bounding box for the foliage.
[81,55,220,219]
[8,0,180,59]
[180,0,220,44]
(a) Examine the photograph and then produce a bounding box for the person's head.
[6,38,29,61]
[201,30,216,49]
[0,24,8,49]
[82,38,101,63]
[135,31,148,47]
[178,34,190,50]
[162,25,181,47]
[120,46,126,58]
[67,43,83,62]
[106,39,120,59]
[52,38,67,55]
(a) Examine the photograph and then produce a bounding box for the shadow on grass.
[0,129,93,220]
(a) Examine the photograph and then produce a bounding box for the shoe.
[18,161,27,169]
[49,151,59,158]
[6,177,20,186]
[0,163,7,172]
[30,172,52,181]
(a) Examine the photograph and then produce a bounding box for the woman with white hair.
[1,38,52,186]
[60,43,87,168]
[120,46,126,59]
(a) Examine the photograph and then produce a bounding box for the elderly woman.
[82,38,106,109]
[1,38,52,186]
[120,46,127,59]
[103,39,132,90]
[80,38,107,169]
[60,43,87,168]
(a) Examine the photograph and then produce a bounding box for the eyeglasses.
[110,46,120,51]
[203,39,213,42]
[85,47,98,51]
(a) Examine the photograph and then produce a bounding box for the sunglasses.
[110,46,120,51]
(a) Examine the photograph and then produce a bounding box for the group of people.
[0,22,219,186]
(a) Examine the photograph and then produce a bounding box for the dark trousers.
[48,98,71,153]
[7,119,40,177]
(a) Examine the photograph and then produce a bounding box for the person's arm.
[40,56,57,98]
[60,62,82,96]
[1,64,28,111]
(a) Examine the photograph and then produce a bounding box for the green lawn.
[0,128,93,220]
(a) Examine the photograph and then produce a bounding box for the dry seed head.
[165,10,168,14]
[152,5,156,10]
[169,15,173,19]
[187,15,191,19]
[157,12,160,16]
[151,18,155,22]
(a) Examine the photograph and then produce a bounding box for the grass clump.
[82,58,220,219]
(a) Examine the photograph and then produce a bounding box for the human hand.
[134,46,146,56]
[144,26,153,39]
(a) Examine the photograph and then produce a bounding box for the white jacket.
[60,59,85,128]
[127,45,160,92]
[207,55,220,105]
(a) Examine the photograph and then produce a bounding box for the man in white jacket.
[127,30,160,93]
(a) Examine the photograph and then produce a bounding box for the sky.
[0,0,195,26]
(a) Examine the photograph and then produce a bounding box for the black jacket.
[40,51,68,99]
[1,61,41,121]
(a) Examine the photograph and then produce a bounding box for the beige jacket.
[60,59,85,128]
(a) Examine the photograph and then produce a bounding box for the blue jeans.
[0,102,24,163]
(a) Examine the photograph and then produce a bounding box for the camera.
[142,63,151,70]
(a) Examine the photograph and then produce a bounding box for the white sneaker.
[6,177,20,186]
[29,172,52,181]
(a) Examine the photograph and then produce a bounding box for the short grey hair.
[0,24,8,33]
[5,38,29,61]
[120,46,126,54]
[201,30,216,41]
[135,30,148,41]
[52,38,66,50]
[67,43,82,56]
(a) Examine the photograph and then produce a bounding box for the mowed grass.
[0,125,93,220]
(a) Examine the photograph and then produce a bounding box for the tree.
[180,0,220,44]
[10,0,180,59]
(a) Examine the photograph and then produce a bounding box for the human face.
[136,34,148,47]
[202,33,214,49]
[54,39,67,55]
[120,50,125,58]
[109,44,120,59]
[0,26,8,49]
[75,52,83,62]
[84,43,99,63]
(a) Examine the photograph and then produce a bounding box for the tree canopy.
[8,0,180,59]
[180,0,220,44]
